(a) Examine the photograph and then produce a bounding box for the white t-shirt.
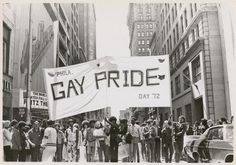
[42,127,57,146]
[93,128,104,141]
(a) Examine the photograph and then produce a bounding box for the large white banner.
[44,55,171,120]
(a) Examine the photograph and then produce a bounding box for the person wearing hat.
[105,116,120,162]
[28,120,42,161]
[10,119,21,161]
[41,120,57,162]
[65,119,78,162]
[3,120,11,161]
[80,120,89,162]
[86,119,96,162]
[127,117,142,162]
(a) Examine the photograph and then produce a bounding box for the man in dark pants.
[28,121,43,161]
[154,120,161,162]
[105,116,120,162]
[173,116,186,163]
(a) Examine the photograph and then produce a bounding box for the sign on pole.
[44,55,171,120]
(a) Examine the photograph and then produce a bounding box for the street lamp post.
[26,3,33,123]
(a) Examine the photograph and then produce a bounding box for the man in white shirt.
[41,120,57,162]
[127,117,141,162]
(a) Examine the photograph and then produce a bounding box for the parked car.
[184,124,233,163]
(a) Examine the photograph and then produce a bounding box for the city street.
[2,2,235,163]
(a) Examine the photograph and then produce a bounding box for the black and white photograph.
[1,1,235,163]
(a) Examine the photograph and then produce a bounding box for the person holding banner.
[105,116,120,162]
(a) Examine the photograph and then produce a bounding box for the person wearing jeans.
[127,117,141,162]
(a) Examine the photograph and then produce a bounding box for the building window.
[3,23,11,75]
[175,75,181,95]
[150,31,153,36]
[185,104,192,124]
[138,48,141,53]
[141,32,145,37]
[174,3,177,17]
[172,8,175,22]
[192,56,201,82]
[194,3,197,12]
[176,107,182,119]
[149,23,153,29]
[196,24,199,37]
[142,48,145,52]
[137,32,141,37]
[170,35,172,51]
[166,20,169,33]
[190,4,193,18]
[176,23,179,41]
[146,15,151,20]
[147,40,150,45]
[176,48,180,63]
[182,42,185,56]
[168,16,171,29]
[163,26,166,39]
[141,40,145,45]
[141,24,144,29]
[184,9,188,28]
[192,29,195,42]
[167,39,170,53]
[137,24,140,29]
[183,67,190,90]
[173,29,176,45]
[180,16,184,33]
[138,40,141,45]
[186,37,189,49]
[146,31,149,37]
[146,23,149,29]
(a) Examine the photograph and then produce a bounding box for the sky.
[95,2,130,59]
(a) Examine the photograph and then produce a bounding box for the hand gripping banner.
[44,55,171,120]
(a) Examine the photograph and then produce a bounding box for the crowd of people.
[2,115,233,162]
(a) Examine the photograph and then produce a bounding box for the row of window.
[3,79,11,92]
[168,24,200,69]
[138,47,149,53]
[138,4,152,14]
[137,23,154,29]
[171,56,201,97]
[138,39,150,45]
[161,4,198,44]
[137,31,153,37]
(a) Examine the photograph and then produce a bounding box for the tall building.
[2,4,15,120]
[127,3,158,56]
[150,3,231,124]
[6,3,96,121]
[78,4,97,61]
